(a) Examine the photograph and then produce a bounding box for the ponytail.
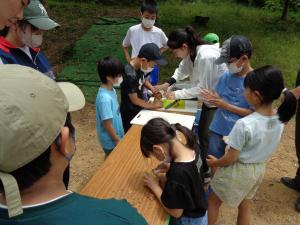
[244,65,297,123]
[167,26,207,62]
[140,118,196,157]
[278,90,297,123]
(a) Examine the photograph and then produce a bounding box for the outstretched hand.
[153,83,170,94]
[200,89,226,108]
[143,172,160,191]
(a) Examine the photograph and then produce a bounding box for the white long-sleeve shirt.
[172,44,227,107]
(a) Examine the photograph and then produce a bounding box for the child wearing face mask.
[200,35,254,165]
[0,0,59,80]
[120,43,167,132]
[140,118,208,225]
[96,56,125,156]
[122,0,168,86]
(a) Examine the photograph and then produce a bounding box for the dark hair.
[0,113,75,193]
[0,20,31,37]
[97,56,124,83]
[167,26,207,62]
[244,65,297,123]
[140,118,196,157]
[141,0,157,14]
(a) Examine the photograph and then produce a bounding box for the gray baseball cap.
[215,35,252,64]
[0,65,85,218]
[24,0,59,30]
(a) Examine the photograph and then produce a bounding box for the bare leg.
[237,199,251,225]
[208,192,222,225]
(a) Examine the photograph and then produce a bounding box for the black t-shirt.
[161,150,207,218]
[120,64,146,130]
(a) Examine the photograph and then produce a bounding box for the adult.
[154,26,227,179]
[0,64,147,225]
[281,69,300,212]
[0,0,59,80]
[0,0,30,29]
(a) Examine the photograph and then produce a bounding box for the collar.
[0,37,40,54]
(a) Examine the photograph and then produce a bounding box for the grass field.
[47,0,300,102]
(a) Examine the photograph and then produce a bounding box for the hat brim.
[155,58,168,66]
[215,56,227,65]
[28,17,60,31]
[57,82,85,112]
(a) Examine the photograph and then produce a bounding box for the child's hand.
[200,89,226,108]
[153,99,163,108]
[143,173,160,191]
[165,91,176,100]
[206,155,219,167]
[153,162,170,174]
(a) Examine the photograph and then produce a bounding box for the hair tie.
[282,88,287,93]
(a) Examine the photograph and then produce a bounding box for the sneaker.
[281,177,300,192]
[295,196,300,212]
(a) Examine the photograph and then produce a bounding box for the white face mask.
[18,25,43,48]
[141,17,155,29]
[140,63,154,74]
[228,59,243,74]
[113,77,123,87]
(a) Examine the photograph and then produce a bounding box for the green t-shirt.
[0,193,148,225]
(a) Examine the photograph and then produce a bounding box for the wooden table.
[81,125,169,225]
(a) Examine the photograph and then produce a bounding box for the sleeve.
[174,57,213,99]
[161,180,195,210]
[171,58,193,82]
[96,96,113,121]
[122,29,131,47]
[0,58,3,65]
[214,72,226,96]
[227,120,249,151]
[123,76,139,94]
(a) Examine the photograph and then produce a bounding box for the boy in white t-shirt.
[122,0,167,86]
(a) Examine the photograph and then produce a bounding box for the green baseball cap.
[203,33,219,44]
[24,0,60,30]
[0,65,85,218]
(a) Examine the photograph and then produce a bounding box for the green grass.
[53,0,300,103]
[157,0,300,87]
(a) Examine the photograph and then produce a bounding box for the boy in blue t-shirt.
[201,35,254,161]
[96,56,125,156]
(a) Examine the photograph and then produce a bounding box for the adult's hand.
[153,83,170,94]
[165,91,176,100]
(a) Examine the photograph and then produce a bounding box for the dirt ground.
[68,103,300,225]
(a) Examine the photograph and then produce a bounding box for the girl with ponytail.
[153,26,227,182]
[140,118,208,224]
[206,65,297,225]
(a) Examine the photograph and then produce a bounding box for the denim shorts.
[171,212,207,225]
[208,132,226,159]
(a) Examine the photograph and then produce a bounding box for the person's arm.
[200,89,252,117]
[103,119,120,146]
[160,47,168,54]
[144,174,184,218]
[128,93,162,109]
[207,148,240,167]
[123,46,131,64]
[122,29,132,63]
[153,58,193,94]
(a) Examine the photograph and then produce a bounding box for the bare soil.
[69,103,300,225]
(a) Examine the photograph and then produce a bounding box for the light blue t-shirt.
[210,72,250,136]
[96,87,124,150]
[227,112,284,163]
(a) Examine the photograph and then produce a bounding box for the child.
[206,65,297,225]
[140,118,208,225]
[122,0,168,85]
[96,56,125,156]
[120,42,166,132]
[201,35,254,161]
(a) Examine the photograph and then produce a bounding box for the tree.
[281,0,290,20]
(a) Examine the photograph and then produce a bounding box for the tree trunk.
[281,0,290,20]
